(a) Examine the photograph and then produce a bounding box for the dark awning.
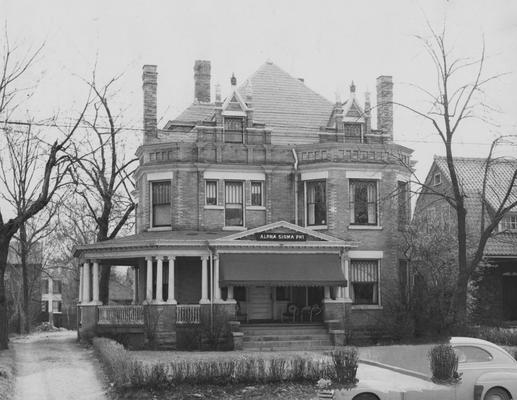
[219,253,346,286]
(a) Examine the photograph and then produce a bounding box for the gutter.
[292,148,299,225]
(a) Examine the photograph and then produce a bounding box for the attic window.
[224,117,244,143]
[433,173,442,186]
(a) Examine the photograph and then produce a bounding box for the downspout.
[291,148,299,225]
[209,249,213,334]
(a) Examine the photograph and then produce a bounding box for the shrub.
[428,344,461,384]
[0,349,15,400]
[469,326,517,346]
[330,347,359,385]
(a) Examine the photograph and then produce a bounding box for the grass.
[0,348,15,400]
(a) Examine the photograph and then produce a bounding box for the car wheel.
[353,394,380,400]
[484,387,511,400]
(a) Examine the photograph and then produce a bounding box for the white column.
[145,256,153,302]
[227,286,234,300]
[167,256,176,304]
[132,267,138,304]
[324,286,330,300]
[344,256,351,300]
[78,264,83,303]
[92,260,100,303]
[83,261,90,303]
[200,256,209,303]
[156,256,163,303]
[214,255,221,301]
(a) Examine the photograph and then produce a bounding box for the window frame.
[433,173,442,186]
[349,179,379,226]
[305,180,327,227]
[350,259,380,306]
[205,180,218,206]
[150,180,172,228]
[52,280,62,295]
[500,214,517,232]
[250,181,263,207]
[224,180,244,227]
[224,117,244,143]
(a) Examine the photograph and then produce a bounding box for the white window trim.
[147,171,174,181]
[301,170,328,181]
[247,206,266,211]
[224,180,246,229]
[346,171,382,180]
[204,170,265,181]
[205,180,218,206]
[204,205,224,210]
[433,173,442,186]
[149,180,172,229]
[348,179,381,227]
[396,173,410,183]
[304,179,328,228]
[349,257,382,308]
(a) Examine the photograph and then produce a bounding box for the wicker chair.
[281,303,299,322]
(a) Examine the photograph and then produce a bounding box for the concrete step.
[243,333,330,342]
[242,339,332,351]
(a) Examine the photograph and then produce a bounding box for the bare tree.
[70,73,138,304]
[397,22,517,327]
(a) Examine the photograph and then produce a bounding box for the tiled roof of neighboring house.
[164,61,335,145]
[433,156,517,211]
[485,234,517,257]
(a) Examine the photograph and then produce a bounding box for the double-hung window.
[225,181,244,226]
[501,214,517,232]
[350,260,379,305]
[53,280,62,294]
[205,180,218,206]
[349,180,378,225]
[251,181,263,206]
[224,117,244,143]
[306,180,327,226]
[151,181,171,227]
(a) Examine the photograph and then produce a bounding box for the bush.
[330,348,358,385]
[469,326,517,346]
[428,344,461,384]
[0,349,15,400]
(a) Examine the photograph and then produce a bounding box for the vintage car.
[337,337,517,400]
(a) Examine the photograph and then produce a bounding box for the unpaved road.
[11,330,108,400]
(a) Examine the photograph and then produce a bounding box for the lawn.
[0,348,15,400]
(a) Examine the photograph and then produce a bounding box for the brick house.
[413,156,517,324]
[75,60,413,349]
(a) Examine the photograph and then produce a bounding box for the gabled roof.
[485,233,517,257]
[431,156,517,211]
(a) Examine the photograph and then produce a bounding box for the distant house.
[414,156,517,324]
[74,60,413,349]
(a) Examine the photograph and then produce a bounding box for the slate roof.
[164,61,335,145]
[433,156,517,211]
[485,234,517,257]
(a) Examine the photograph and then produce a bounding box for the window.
[276,287,290,301]
[501,215,517,232]
[225,181,244,226]
[454,346,493,363]
[433,173,442,186]
[306,180,327,226]
[349,180,378,225]
[344,123,362,139]
[52,300,62,313]
[41,279,49,295]
[224,117,244,143]
[234,286,246,302]
[151,181,171,227]
[52,280,62,294]
[251,181,263,206]
[398,260,411,301]
[205,180,218,205]
[397,181,409,230]
[350,260,379,305]
[41,301,48,312]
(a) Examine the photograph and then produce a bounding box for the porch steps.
[154,331,177,350]
[241,323,332,351]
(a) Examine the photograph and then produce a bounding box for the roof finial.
[231,73,237,86]
[350,81,356,94]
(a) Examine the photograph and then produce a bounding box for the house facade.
[75,60,413,349]
[413,156,517,325]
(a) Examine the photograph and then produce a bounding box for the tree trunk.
[453,203,469,328]
[0,237,10,349]
[20,222,30,334]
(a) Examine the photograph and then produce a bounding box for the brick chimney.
[142,65,157,142]
[194,60,211,103]
[376,76,393,139]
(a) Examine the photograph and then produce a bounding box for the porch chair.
[309,304,322,322]
[281,303,299,323]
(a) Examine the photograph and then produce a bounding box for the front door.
[247,286,272,321]
[502,276,517,320]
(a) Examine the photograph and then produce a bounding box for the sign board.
[255,232,307,241]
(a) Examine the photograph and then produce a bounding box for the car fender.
[476,371,517,397]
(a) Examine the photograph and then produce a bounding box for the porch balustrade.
[98,305,144,325]
[176,304,201,324]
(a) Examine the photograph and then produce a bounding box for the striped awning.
[219,253,346,286]
[350,260,378,282]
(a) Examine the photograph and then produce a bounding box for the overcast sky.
[2,0,517,183]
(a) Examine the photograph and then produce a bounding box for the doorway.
[247,286,272,321]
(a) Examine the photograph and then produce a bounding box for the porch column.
[324,286,330,300]
[167,256,176,304]
[78,264,83,303]
[132,267,138,304]
[343,255,350,300]
[145,256,153,302]
[227,286,234,300]
[214,254,221,301]
[156,256,164,303]
[200,256,209,303]
[92,260,100,303]
[83,261,90,303]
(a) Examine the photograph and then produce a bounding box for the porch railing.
[176,304,200,324]
[98,305,144,325]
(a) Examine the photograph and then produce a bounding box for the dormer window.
[433,173,442,186]
[501,214,517,232]
[224,117,244,143]
[344,123,364,143]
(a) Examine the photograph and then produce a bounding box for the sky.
[1,0,517,184]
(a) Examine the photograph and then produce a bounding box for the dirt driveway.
[11,330,108,400]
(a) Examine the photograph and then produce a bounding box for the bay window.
[349,180,378,225]
[225,181,244,226]
[151,181,171,227]
[350,260,379,305]
[306,180,327,226]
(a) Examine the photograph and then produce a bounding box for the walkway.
[12,330,107,400]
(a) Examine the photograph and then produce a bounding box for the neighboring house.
[41,276,63,323]
[414,156,517,324]
[74,60,413,349]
